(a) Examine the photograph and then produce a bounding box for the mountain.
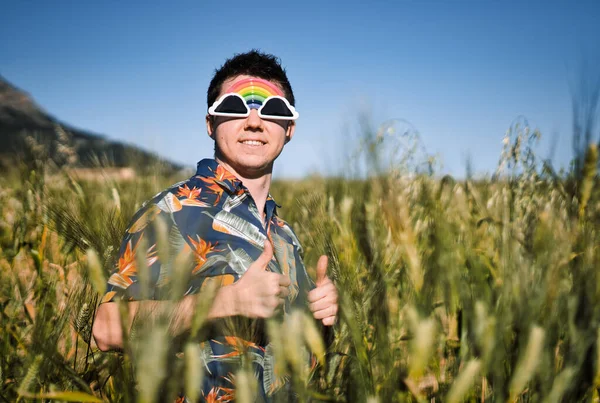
[0,75,183,172]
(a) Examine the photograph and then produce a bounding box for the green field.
[1,121,599,402]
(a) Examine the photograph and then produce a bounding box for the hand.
[307,255,338,326]
[232,241,291,318]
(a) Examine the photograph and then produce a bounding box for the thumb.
[249,240,273,271]
[315,255,328,285]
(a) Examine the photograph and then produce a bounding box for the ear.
[206,114,215,139]
[284,121,296,144]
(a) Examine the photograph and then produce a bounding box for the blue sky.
[1,1,599,178]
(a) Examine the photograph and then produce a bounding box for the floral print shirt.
[102,159,316,402]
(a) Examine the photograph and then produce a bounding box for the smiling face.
[206,75,296,179]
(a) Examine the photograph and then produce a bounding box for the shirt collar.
[265,194,281,221]
[195,158,282,212]
[195,158,243,194]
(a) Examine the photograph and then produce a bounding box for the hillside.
[0,75,182,172]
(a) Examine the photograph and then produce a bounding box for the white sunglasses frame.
[208,93,299,120]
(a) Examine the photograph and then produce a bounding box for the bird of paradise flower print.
[177,183,201,199]
[203,387,220,403]
[211,336,265,359]
[187,235,221,274]
[218,373,236,402]
[100,159,316,402]
[197,165,237,205]
[107,234,158,290]
[177,184,212,208]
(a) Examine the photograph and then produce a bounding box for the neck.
[215,158,272,218]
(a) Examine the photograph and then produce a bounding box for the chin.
[234,156,273,172]
[217,144,281,174]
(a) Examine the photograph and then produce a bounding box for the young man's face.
[205,75,296,178]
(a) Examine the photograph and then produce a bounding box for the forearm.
[92,299,168,351]
[92,285,239,351]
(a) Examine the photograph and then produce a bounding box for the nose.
[244,109,264,130]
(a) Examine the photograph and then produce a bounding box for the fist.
[307,255,338,326]
[232,241,291,318]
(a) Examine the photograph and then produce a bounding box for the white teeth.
[241,140,263,146]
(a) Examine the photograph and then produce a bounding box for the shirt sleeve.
[100,192,178,303]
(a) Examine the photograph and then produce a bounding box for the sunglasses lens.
[214,95,248,114]
[260,98,294,118]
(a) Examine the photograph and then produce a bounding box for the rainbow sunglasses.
[208,77,299,120]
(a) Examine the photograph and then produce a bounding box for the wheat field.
[1,119,599,402]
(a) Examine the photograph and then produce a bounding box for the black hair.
[207,50,295,108]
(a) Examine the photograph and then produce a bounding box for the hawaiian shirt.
[101,158,316,402]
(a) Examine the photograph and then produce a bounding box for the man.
[92,50,338,401]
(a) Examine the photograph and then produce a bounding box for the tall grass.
[0,118,598,402]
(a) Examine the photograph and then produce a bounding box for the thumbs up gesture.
[307,255,338,326]
[232,241,291,318]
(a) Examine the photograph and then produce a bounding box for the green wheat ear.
[284,310,307,380]
[184,342,203,403]
[235,369,256,403]
[509,325,545,401]
[18,354,42,396]
[302,312,326,367]
[545,367,576,403]
[445,359,482,403]
[579,143,598,220]
[86,248,106,295]
[74,302,92,337]
[190,278,218,339]
[407,307,436,379]
[135,325,169,403]
[266,319,286,379]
